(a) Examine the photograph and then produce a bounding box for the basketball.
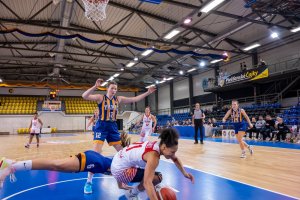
[156,186,177,200]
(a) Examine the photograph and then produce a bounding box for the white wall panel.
[173,78,189,100]
[158,85,170,110]
[193,70,214,96]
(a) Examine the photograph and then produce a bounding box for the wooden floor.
[0,133,299,198]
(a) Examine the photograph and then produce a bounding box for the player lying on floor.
[0,132,132,190]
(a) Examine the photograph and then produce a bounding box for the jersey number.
[126,142,143,152]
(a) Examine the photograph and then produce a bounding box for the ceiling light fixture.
[200,0,225,13]
[126,62,136,67]
[164,29,181,40]
[183,18,192,24]
[291,26,300,33]
[243,43,261,51]
[187,68,196,72]
[141,49,153,56]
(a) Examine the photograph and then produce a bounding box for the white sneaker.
[0,158,16,189]
[248,145,254,155]
[240,152,246,158]
[125,189,140,200]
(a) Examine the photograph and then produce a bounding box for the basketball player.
[25,113,43,148]
[111,128,195,200]
[135,106,157,142]
[222,100,254,158]
[86,108,99,132]
[82,79,156,193]
[0,133,131,190]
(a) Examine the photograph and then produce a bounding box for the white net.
[82,0,109,21]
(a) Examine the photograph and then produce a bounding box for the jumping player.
[222,100,254,158]
[135,106,157,142]
[82,79,156,193]
[25,113,43,148]
[111,128,195,200]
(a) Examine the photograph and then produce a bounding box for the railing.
[156,93,281,115]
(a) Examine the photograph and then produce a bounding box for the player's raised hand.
[95,79,104,87]
[147,86,156,94]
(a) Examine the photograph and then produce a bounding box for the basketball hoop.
[50,105,56,112]
[81,0,109,21]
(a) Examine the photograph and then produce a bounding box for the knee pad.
[155,172,163,183]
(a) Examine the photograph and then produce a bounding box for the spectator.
[246,117,257,139]
[275,117,290,142]
[243,62,247,71]
[261,115,275,141]
[211,118,221,137]
[255,116,266,140]
[259,59,266,67]
[206,118,212,126]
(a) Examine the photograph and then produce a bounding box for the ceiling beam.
[0,18,248,54]
[109,1,244,46]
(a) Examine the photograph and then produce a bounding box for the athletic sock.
[87,172,94,183]
[131,186,140,195]
[12,160,32,171]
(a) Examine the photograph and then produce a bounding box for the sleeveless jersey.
[111,141,160,171]
[92,114,98,126]
[31,119,40,129]
[142,114,153,130]
[231,108,242,122]
[98,95,119,121]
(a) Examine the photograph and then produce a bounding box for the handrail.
[156,93,281,115]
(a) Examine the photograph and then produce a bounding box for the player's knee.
[51,161,65,171]
[153,172,163,185]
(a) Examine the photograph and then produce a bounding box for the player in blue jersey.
[0,133,132,190]
[222,100,254,158]
[82,79,156,193]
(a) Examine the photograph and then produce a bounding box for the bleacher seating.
[173,112,192,121]
[0,96,41,115]
[157,103,283,127]
[156,115,172,127]
[17,127,57,134]
[279,105,300,125]
[61,97,97,114]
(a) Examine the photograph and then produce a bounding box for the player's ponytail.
[120,131,131,147]
[159,128,179,147]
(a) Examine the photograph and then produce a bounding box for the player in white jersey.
[111,128,195,200]
[25,113,43,148]
[136,107,157,142]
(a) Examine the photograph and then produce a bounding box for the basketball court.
[0,134,299,199]
[1,0,300,199]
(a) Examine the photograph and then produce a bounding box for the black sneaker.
[200,141,204,144]
[194,142,198,144]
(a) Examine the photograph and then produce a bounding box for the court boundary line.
[2,177,113,200]
[178,137,300,151]
[161,160,298,200]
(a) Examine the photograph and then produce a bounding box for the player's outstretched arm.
[171,156,194,184]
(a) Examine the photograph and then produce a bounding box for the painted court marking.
[161,160,298,200]
[2,177,113,200]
